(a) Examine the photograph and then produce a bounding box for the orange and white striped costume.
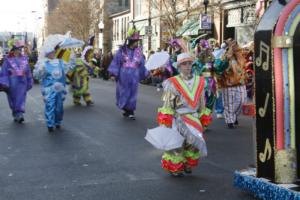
[157,74,209,174]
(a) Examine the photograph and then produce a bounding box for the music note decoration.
[255,41,270,71]
[259,93,270,118]
[259,138,272,163]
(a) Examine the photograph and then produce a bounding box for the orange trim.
[182,115,204,133]
[170,76,205,109]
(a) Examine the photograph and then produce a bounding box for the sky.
[0,0,44,33]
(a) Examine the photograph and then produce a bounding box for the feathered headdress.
[168,38,188,53]
[88,36,95,46]
[81,46,94,66]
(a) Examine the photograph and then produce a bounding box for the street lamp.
[98,21,104,49]
[203,0,209,14]
[98,21,104,33]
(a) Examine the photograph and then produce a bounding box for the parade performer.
[108,28,149,120]
[0,39,33,123]
[242,41,254,99]
[34,34,83,132]
[66,44,96,106]
[192,39,217,112]
[214,40,247,128]
[83,36,100,78]
[158,53,208,177]
[213,43,227,119]
[168,38,188,76]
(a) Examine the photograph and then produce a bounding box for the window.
[135,0,142,17]
[113,20,116,41]
[123,17,126,40]
[116,19,119,40]
[121,18,124,40]
[125,0,129,6]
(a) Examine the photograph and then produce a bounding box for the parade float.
[234,0,300,199]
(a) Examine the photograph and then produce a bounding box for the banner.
[199,14,211,30]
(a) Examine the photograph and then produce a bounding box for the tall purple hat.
[168,38,181,48]
[168,38,188,53]
[127,28,141,40]
[199,39,210,49]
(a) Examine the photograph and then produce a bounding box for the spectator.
[101,51,113,80]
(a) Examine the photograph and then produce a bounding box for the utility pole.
[148,0,152,53]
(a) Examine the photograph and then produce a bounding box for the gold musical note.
[255,41,270,71]
[258,93,270,118]
[259,139,272,163]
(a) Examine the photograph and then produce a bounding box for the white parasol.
[145,51,170,71]
[38,32,84,61]
[145,126,184,151]
[59,37,85,49]
[35,32,84,74]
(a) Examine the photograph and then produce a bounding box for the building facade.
[44,0,59,36]
[110,10,131,52]
[108,0,260,54]
[221,0,256,46]
[99,0,130,53]
[110,0,211,56]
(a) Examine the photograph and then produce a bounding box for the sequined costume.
[158,74,208,174]
[0,55,33,122]
[214,41,247,127]
[192,40,219,111]
[109,46,148,113]
[34,59,67,129]
[66,58,93,105]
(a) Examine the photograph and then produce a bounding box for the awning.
[176,18,199,37]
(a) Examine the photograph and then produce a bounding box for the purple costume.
[108,46,148,112]
[0,55,33,120]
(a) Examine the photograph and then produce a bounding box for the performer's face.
[179,61,193,75]
[129,40,139,49]
[47,52,55,59]
[13,49,21,57]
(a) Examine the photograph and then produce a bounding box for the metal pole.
[148,1,152,53]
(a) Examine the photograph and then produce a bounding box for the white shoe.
[216,114,223,119]
[128,115,136,120]
[156,88,161,92]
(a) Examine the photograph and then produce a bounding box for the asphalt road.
[0,79,257,200]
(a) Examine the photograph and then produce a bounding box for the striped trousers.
[222,85,247,124]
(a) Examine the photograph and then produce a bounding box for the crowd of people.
[0,28,254,178]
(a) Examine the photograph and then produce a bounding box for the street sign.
[199,14,212,30]
[145,26,153,36]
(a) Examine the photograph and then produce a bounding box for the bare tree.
[149,0,257,39]
[47,0,100,42]
[147,0,205,39]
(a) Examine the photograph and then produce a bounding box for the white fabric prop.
[145,51,170,70]
[145,126,184,151]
